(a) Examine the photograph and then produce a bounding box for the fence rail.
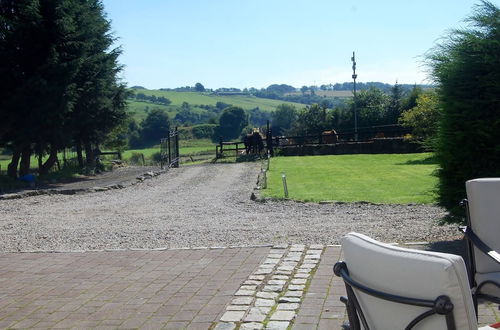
[160,127,180,169]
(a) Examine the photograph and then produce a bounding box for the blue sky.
[102,0,492,89]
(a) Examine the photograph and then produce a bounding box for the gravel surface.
[0,162,457,252]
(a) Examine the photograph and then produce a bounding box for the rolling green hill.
[127,88,304,122]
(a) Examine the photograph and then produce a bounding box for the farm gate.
[160,127,180,169]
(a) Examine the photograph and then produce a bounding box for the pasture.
[128,89,304,122]
[262,153,438,204]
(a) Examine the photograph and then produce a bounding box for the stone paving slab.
[0,247,269,329]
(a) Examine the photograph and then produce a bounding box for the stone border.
[0,169,167,200]
[214,244,325,330]
[0,242,429,254]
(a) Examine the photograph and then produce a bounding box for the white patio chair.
[334,232,499,330]
[461,178,500,313]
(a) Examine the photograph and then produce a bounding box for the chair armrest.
[464,227,500,264]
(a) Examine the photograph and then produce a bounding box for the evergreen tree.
[427,1,500,219]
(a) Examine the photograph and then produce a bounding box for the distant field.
[128,89,304,122]
[262,153,438,204]
[285,90,353,97]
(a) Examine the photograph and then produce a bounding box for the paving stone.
[306,249,323,254]
[272,275,289,280]
[276,270,293,275]
[244,308,267,322]
[254,299,275,307]
[288,285,305,291]
[284,291,303,297]
[264,258,280,264]
[267,254,284,259]
[284,256,301,262]
[220,311,245,322]
[252,306,271,314]
[254,268,273,275]
[241,285,257,290]
[214,322,237,330]
[265,321,290,329]
[309,244,324,249]
[304,254,320,259]
[259,264,275,269]
[244,280,262,285]
[286,252,303,257]
[270,310,296,321]
[263,285,284,292]
[302,259,319,264]
[231,297,253,305]
[299,264,315,269]
[277,303,300,310]
[272,244,288,249]
[235,289,255,296]
[291,279,307,285]
[294,273,310,279]
[249,275,266,281]
[256,292,279,300]
[268,280,286,285]
[282,261,299,267]
[278,297,301,303]
[277,265,294,271]
[240,322,263,329]
[226,305,250,311]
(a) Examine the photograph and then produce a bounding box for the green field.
[128,89,304,122]
[262,153,438,204]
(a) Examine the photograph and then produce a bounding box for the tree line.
[0,0,127,177]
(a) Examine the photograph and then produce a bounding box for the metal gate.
[160,127,180,169]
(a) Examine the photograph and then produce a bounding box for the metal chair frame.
[460,199,500,316]
[334,261,457,330]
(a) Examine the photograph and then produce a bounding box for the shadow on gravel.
[426,239,467,259]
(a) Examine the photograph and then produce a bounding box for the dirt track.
[0,163,457,252]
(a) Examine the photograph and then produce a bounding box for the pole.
[352,51,358,141]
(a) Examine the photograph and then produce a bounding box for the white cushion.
[342,232,477,330]
[476,272,500,298]
[466,178,500,274]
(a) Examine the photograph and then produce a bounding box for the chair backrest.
[465,178,500,274]
[341,232,477,329]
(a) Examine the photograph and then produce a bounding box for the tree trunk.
[19,146,32,177]
[39,146,58,176]
[84,139,94,173]
[7,149,21,178]
[76,140,84,167]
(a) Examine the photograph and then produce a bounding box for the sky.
[102,0,494,90]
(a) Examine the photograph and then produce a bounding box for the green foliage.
[218,106,248,140]
[194,82,205,92]
[272,104,298,135]
[128,152,145,165]
[140,109,171,145]
[291,104,328,135]
[262,154,438,204]
[192,124,216,139]
[399,91,440,150]
[427,1,500,218]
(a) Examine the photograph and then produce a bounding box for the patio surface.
[0,245,498,329]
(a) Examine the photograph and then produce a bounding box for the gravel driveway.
[0,163,457,252]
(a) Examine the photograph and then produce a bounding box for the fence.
[160,127,180,169]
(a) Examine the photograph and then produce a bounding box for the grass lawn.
[262,153,438,204]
